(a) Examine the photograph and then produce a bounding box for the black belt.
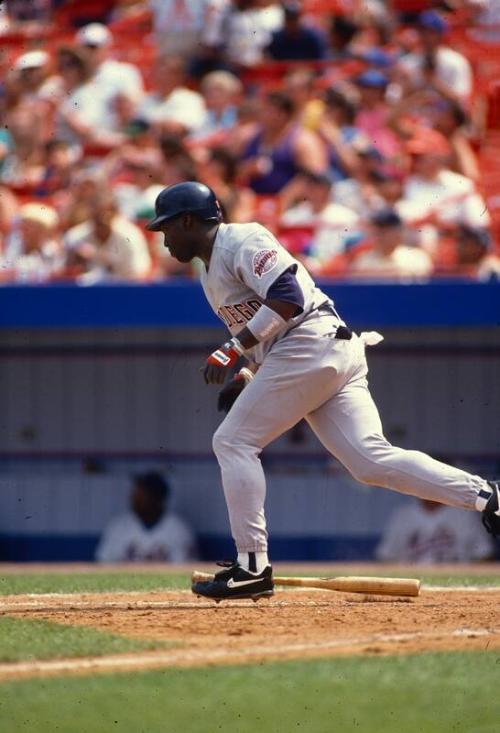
[317,303,352,340]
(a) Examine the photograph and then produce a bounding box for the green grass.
[418,573,500,586]
[0,572,189,596]
[0,651,498,733]
[0,617,171,663]
[0,570,499,596]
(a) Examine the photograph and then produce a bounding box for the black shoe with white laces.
[192,562,274,601]
[481,481,500,536]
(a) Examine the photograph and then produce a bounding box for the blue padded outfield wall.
[0,280,499,328]
[0,281,499,562]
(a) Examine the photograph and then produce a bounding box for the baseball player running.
[147,182,500,601]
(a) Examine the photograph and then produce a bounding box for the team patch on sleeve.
[252,249,278,278]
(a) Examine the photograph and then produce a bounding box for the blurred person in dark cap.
[95,472,197,563]
[349,207,433,280]
[397,10,472,104]
[266,1,328,61]
[353,70,401,159]
[456,224,500,280]
[328,14,360,60]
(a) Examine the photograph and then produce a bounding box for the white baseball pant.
[212,312,489,552]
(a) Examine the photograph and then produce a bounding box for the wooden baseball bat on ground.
[191,572,420,597]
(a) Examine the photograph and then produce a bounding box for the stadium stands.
[0,0,498,283]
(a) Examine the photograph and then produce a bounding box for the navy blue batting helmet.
[146,182,222,231]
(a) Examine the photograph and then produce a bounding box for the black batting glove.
[217,374,246,413]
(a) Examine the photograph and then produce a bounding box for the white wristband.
[238,367,255,384]
[229,336,245,356]
[246,304,287,342]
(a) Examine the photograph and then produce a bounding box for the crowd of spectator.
[1,0,499,284]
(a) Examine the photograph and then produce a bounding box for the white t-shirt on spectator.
[56,61,143,141]
[95,512,196,563]
[91,60,143,132]
[94,59,144,103]
[398,46,472,102]
[349,245,433,280]
[376,502,493,563]
[281,201,361,260]
[65,216,151,280]
[56,80,118,143]
[397,169,489,226]
[2,236,62,283]
[138,88,206,133]
[203,2,283,66]
[149,0,223,54]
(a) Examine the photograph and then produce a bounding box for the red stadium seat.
[276,225,315,254]
[240,59,363,91]
[302,0,344,14]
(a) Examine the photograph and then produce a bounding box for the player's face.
[159,216,196,263]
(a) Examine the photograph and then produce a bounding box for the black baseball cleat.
[481,481,500,536]
[192,562,274,601]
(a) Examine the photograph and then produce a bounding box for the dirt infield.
[1,583,499,680]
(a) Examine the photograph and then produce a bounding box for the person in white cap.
[75,23,144,107]
[2,203,62,283]
[13,50,60,106]
[54,46,125,150]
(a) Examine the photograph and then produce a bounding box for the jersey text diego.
[217,299,262,328]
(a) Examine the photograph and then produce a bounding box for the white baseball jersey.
[95,512,196,563]
[200,222,332,364]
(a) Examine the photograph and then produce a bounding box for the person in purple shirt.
[240,91,327,194]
